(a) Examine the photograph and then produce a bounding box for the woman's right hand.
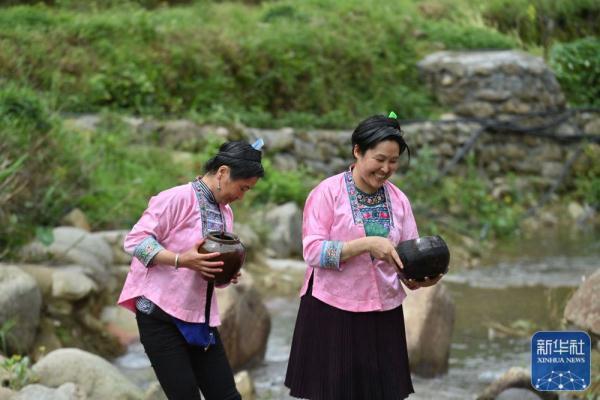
[367,237,403,270]
[178,239,224,280]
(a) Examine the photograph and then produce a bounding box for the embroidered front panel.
[319,240,343,269]
[344,170,394,230]
[134,236,165,267]
[192,179,226,235]
[343,171,363,225]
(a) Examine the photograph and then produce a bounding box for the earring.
[217,179,221,191]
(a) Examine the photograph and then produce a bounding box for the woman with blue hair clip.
[118,140,264,400]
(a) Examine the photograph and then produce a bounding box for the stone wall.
[63,50,599,192]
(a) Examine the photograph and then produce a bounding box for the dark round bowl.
[198,231,246,285]
[395,235,450,282]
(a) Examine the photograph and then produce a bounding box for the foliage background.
[0,0,598,254]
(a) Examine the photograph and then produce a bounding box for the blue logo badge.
[531,331,591,391]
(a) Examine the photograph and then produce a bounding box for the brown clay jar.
[198,231,246,285]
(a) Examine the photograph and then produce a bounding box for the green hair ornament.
[388,111,397,119]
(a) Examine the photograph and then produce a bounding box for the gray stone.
[455,102,495,118]
[564,270,600,337]
[20,227,113,288]
[476,367,557,400]
[234,371,255,400]
[216,273,271,369]
[143,382,166,400]
[246,127,295,152]
[51,269,97,301]
[495,388,542,400]
[0,265,42,354]
[273,154,298,171]
[13,383,86,400]
[541,162,563,179]
[32,348,143,400]
[60,209,91,232]
[264,202,303,258]
[403,283,455,377]
[583,118,600,135]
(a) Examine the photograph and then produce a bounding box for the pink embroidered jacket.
[300,171,419,312]
[117,182,233,326]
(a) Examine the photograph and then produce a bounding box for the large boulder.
[403,283,454,377]
[264,202,303,258]
[216,273,271,370]
[418,51,565,118]
[32,348,143,400]
[564,269,600,340]
[0,265,42,354]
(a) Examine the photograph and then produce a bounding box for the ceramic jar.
[198,231,246,285]
[395,235,450,282]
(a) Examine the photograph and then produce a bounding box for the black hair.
[204,141,265,180]
[351,115,410,161]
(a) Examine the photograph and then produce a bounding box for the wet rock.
[403,283,455,377]
[0,265,42,354]
[564,270,600,338]
[32,348,143,400]
[476,367,557,400]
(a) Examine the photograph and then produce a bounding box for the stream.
[114,231,599,399]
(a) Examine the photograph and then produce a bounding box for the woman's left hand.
[230,272,242,284]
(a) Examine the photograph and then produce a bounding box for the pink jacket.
[117,182,234,326]
[300,171,419,312]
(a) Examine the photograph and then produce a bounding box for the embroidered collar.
[195,177,218,205]
[343,169,395,227]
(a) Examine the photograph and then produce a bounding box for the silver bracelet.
[174,253,180,270]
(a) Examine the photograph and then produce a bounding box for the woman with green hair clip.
[285,113,441,399]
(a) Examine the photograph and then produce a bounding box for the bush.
[549,37,600,107]
[483,0,600,47]
[0,84,83,254]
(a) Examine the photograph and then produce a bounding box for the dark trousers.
[136,308,241,400]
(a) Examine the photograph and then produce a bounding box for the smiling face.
[352,140,401,193]
[215,167,259,205]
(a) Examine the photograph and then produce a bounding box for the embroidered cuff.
[133,236,164,267]
[319,241,343,270]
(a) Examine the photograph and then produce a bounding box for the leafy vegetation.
[0,355,36,390]
[550,37,600,107]
[0,1,597,253]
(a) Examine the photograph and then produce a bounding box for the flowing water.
[114,231,599,399]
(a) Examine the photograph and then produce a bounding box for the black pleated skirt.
[285,279,414,400]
